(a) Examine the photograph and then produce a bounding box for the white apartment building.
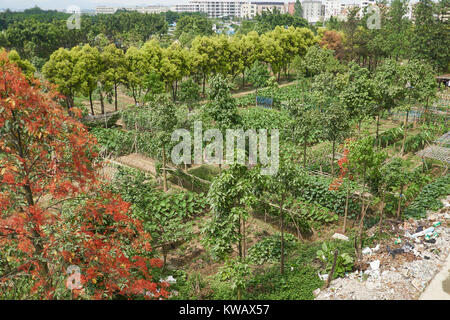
[241,2,289,18]
[302,1,324,23]
[95,6,170,15]
[324,0,378,20]
[96,6,119,14]
[174,0,248,18]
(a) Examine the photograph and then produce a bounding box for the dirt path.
[231,80,297,99]
[115,153,157,176]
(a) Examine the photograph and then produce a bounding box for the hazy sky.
[0,0,189,10]
[0,0,422,11]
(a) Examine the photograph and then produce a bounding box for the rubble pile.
[316,196,450,300]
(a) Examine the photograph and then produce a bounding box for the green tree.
[42,47,80,109]
[247,60,270,104]
[412,0,449,72]
[379,157,411,221]
[74,44,101,115]
[205,74,241,130]
[373,59,405,143]
[177,78,201,111]
[322,102,351,176]
[203,165,260,261]
[218,258,251,300]
[286,99,321,168]
[294,0,304,18]
[101,44,126,111]
[341,63,376,135]
[400,60,437,154]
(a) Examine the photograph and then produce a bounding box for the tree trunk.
[401,111,409,155]
[89,91,95,115]
[376,111,381,146]
[242,71,245,89]
[303,140,307,168]
[378,192,385,234]
[114,83,118,111]
[162,145,168,192]
[243,219,246,259]
[331,140,336,176]
[99,88,105,115]
[396,184,404,220]
[280,195,285,275]
[343,182,350,234]
[323,250,338,289]
[163,247,167,271]
[202,74,206,95]
[238,213,242,259]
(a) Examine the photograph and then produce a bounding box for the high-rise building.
[241,2,289,19]
[302,1,324,23]
[95,5,170,15]
[174,0,248,18]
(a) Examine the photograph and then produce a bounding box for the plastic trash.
[332,233,349,241]
[369,260,380,271]
[164,276,177,284]
[362,247,372,255]
[394,235,402,244]
[409,227,435,239]
[318,272,329,281]
[433,222,441,227]
[387,245,404,258]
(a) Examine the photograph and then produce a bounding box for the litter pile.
[315,196,450,300]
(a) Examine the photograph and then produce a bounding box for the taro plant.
[316,242,354,279]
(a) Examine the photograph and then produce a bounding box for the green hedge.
[404,174,450,219]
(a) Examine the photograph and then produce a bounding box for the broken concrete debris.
[316,196,450,300]
[332,233,349,241]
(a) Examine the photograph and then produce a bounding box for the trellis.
[416,131,450,164]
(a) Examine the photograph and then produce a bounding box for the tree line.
[41,26,317,112]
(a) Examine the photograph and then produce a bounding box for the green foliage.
[203,165,262,260]
[245,265,322,300]
[239,107,292,140]
[247,61,270,91]
[91,127,134,156]
[296,45,343,77]
[112,167,208,221]
[285,171,361,218]
[236,83,307,107]
[378,126,405,147]
[316,242,354,279]
[177,78,201,109]
[83,113,121,129]
[217,258,251,295]
[175,15,214,38]
[205,74,241,130]
[404,174,450,219]
[403,130,435,153]
[248,233,297,265]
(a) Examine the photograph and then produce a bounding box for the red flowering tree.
[0,53,167,299]
[329,140,352,233]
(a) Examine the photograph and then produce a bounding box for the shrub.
[248,233,297,265]
[404,174,450,219]
[316,242,354,279]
